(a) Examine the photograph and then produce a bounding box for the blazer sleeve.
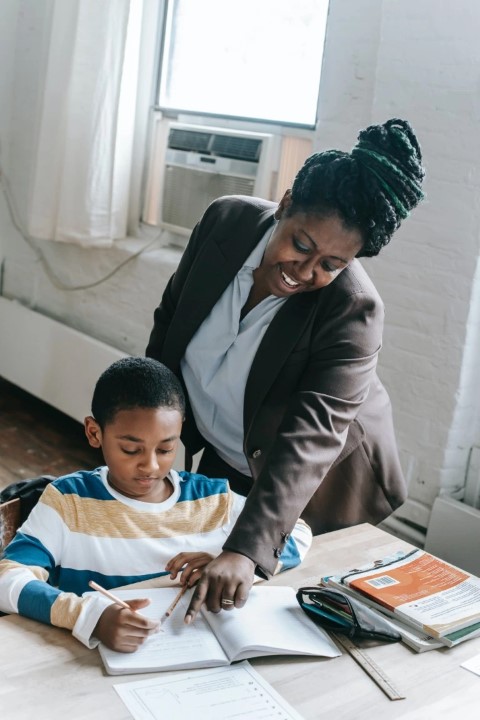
[223,279,385,577]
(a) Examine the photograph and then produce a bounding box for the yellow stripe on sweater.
[41,486,232,539]
[0,559,49,582]
[51,592,85,630]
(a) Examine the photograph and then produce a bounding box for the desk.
[1,523,479,720]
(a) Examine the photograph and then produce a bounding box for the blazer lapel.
[164,205,276,370]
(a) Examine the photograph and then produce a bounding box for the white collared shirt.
[181,226,286,475]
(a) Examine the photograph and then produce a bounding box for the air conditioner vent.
[143,120,274,238]
[211,135,262,162]
[168,128,212,153]
[168,128,263,162]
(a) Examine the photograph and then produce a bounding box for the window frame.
[153,0,330,130]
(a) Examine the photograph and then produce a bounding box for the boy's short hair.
[91,357,185,428]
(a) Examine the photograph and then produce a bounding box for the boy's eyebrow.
[116,434,179,443]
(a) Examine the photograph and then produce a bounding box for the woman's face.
[256,193,363,298]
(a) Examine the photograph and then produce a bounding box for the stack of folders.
[322,548,480,652]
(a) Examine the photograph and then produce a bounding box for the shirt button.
[252,449,262,459]
[273,547,282,558]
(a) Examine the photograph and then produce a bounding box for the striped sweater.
[0,467,311,647]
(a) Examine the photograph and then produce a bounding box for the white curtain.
[6,0,143,247]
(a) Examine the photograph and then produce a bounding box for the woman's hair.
[289,118,425,256]
[91,356,185,428]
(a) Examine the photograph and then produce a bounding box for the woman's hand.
[183,550,255,624]
[166,551,215,587]
[93,599,159,652]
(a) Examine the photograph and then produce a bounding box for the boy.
[0,357,311,653]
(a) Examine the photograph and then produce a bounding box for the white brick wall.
[2,0,480,535]
[371,0,480,520]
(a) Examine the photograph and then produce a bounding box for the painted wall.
[1,0,480,537]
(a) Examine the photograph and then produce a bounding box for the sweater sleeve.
[0,488,113,648]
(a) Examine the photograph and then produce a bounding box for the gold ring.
[221,599,235,605]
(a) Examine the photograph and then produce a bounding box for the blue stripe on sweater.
[2,532,56,570]
[56,568,170,595]
[278,537,301,570]
[51,470,230,504]
[178,472,229,502]
[52,470,112,500]
[18,580,61,624]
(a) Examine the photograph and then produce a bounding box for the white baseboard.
[0,297,127,423]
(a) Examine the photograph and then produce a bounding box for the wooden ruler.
[332,633,406,701]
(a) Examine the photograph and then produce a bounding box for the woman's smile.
[255,207,364,300]
[280,268,302,289]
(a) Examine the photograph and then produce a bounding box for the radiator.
[425,495,480,575]
[0,297,126,423]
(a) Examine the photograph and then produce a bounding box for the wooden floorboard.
[0,377,103,491]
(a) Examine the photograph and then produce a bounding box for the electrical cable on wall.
[0,160,165,293]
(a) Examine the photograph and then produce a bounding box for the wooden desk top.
[1,523,479,720]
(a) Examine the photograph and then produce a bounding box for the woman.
[146,118,425,621]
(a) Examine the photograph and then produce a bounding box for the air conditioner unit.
[143,120,274,237]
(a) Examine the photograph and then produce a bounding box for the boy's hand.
[166,551,215,586]
[184,551,255,624]
[94,599,159,652]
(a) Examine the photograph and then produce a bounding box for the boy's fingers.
[126,598,150,610]
[179,562,198,585]
[168,561,184,578]
[126,616,159,631]
[123,600,159,630]
[167,555,188,577]
[166,558,179,572]
[167,552,188,567]
[122,621,158,636]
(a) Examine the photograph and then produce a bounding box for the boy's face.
[85,406,183,502]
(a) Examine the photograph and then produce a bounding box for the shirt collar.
[242,223,275,270]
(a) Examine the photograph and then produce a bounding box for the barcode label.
[365,575,399,588]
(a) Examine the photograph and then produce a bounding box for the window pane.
[158,0,329,127]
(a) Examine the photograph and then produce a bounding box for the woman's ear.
[84,416,103,449]
[275,189,292,220]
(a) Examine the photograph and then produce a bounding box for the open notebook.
[97,585,340,675]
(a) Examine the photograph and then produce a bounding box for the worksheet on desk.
[114,661,305,720]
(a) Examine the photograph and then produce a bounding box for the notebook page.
[203,586,340,661]
[97,588,228,674]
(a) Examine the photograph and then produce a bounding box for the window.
[157,0,330,128]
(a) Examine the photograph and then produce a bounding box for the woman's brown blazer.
[146,196,406,577]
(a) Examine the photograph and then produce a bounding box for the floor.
[0,377,103,492]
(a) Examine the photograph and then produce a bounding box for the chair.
[0,498,21,551]
[0,475,55,551]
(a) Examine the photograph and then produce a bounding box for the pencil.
[159,584,189,625]
[88,580,132,610]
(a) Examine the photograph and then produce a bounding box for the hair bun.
[352,118,425,221]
